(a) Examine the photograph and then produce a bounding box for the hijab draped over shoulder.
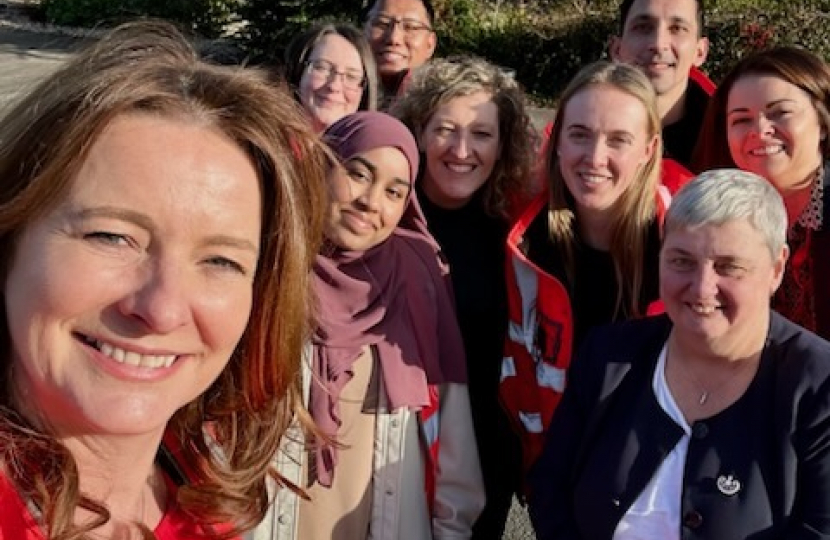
[311,111,466,486]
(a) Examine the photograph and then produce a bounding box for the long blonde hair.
[545,61,662,318]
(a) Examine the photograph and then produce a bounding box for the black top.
[524,209,661,349]
[663,79,711,169]
[417,185,508,396]
[530,313,830,540]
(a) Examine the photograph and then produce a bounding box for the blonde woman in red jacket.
[501,61,666,475]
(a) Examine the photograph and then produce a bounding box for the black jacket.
[530,313,830,540]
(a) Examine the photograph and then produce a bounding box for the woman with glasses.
[284,23,379,132]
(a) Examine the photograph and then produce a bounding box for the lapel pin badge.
[716,474,741,496]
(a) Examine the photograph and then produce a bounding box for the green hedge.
[35,0,830,102]
[40,0,240,38]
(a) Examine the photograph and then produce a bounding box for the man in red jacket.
[611,0,714,173]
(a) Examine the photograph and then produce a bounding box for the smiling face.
[556,84,657,220]
[726,74,824,197]
[611,0,708,107]
[365,0,436,84]
[5,113,261,440]
[299,33,366,132]
[660,219,787,357]
[419,91,500,209]
[325,146,412,251]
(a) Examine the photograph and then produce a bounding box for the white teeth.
[94,339,176,369]
[691,304,717,314]
[580,173,608,184]
[750,145,783,156]
[124,351,141,366]
[446,163,474,173]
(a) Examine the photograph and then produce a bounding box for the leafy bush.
[40,0,241,38]
[236,0,364,64]
[33,0,830,102]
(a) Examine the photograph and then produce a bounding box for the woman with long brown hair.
[0,20,327,539]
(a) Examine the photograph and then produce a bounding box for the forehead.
[729,74,813,106]
[431,91,498,124]
[309,34,363,68]
[372,0,430,20]
[355,146,411,176]
[663,220,769,257]
[624,0,699,28]
[562,85,649,131]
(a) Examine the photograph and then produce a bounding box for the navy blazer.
[529,312,830,540]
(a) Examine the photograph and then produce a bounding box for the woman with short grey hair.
[531,169,830,540]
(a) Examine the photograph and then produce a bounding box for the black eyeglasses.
[304,59,366,91]
[367,15,433,38]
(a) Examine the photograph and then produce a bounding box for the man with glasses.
[364,0,437,107]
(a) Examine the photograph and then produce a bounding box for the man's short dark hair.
[618,0,705,36]
[364,0,435,25]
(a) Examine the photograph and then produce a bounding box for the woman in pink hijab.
[249,111,484,540]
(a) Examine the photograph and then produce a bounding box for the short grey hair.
[665,168,788,257]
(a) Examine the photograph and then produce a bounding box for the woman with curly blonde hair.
[393,54,536,539]
[0,20,327,539]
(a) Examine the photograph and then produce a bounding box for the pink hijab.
[311,111,466,486]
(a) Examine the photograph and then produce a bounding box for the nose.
[118,257,191,334]
[325,70,345,90]
[586,138,608,167]
[751,113,775,137]
[647,23,671,52]
[689,264,719,298]
[450,132,470,159]
[386,20,406,43]
[355,183,382,212]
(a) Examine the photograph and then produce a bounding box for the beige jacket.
[246,346,484,540]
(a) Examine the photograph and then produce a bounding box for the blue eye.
[84,231,132,247]
[205,256,247,275]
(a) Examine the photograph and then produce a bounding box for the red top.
[0,473,240,540]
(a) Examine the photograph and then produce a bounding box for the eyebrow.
[309,57,363,75]
[70,206,259,253]
[375,12,429,23]
[727,98,798,116]
[566,124,634,136]
[350,155,411,188]
[628,13,692,27]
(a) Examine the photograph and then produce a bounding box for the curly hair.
[545,60,662,318]
[392,55,537,218]
[0,20,327,540]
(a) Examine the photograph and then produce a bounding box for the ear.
[643,133,660,164]
[425,31,437,60]
[609,35,623,61]
[693,36,709,68]
[770,244,790,295]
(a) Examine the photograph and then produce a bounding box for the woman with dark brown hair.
[692,46,830,340]
[0,20,328,539]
